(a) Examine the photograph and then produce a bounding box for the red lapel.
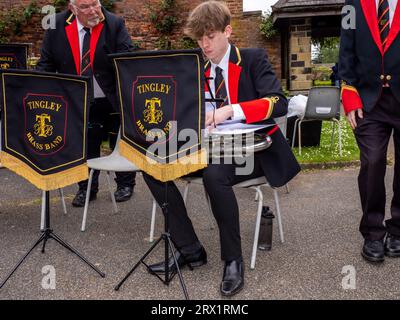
[203,46,242,103]
[227,46,242,104]
[204,62,211,92]
[384,1,400,53]
[90,22,104,71]
[65,19,80,74]
[361,0,383,55]
[228,62,241,104]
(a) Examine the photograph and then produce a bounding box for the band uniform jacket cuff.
[341,84,363,115]
[239,97,275,124]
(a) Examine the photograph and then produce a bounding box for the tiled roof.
[272,0,345,10]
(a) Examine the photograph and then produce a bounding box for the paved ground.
[0,164,400,300]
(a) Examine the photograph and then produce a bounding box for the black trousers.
[143,154,264,262]
[355,88,400,240]
[78,98,136,192]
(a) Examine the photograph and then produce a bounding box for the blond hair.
[184,1,231,39]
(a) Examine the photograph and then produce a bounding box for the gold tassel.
[0,152,88,191]
[119,140,207,182]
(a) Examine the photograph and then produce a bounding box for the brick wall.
[289,18,313,91]
[1,0,281,79]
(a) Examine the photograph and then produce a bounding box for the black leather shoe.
[220,260,244,296]
[147,247,207,274]
[72,190,97,207]
[362,239,385,263]
[114,186,133,202]
[384,234,400,257]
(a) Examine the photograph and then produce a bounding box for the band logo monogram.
[133,77,175,142]
[23,94,67,155]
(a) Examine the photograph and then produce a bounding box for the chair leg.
[298,120,303,155]
[203,186,215,230]
[183,181,190,205]
[106,171,118,214]
[330,121,336,149]
[149,198,157,242]
[250,186,264,270]
[81,169,94,232]
[273,188,284,243]
[58,188,67,214]
[40,191,46,231]
[336,118,342,157]
[284,183,290,194]
[292,118,299,148]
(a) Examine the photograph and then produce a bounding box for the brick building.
[1,0,346,93]
[0,0,282,81]
[272,0,344,92]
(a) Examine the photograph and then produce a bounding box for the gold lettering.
[26,132,44,150]
[136,83,172,95]
[0,57,13,62]
[27,100,63,111]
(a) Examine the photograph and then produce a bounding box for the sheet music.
[204,92,274,135]
[205,120,274,136]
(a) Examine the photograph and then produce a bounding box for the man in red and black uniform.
[339,0,400,262]
[37,0,136,206]
[143,1,300,296]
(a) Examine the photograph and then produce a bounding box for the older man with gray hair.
[37,0,137,206]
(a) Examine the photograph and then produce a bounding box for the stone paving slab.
[0,166,400,300]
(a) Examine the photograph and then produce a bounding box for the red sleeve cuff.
[240,98,273,124]
[341,85,363,114]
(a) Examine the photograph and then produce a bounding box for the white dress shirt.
[376,0,398,25]
[76,19,105,98]
[209,44,245,121]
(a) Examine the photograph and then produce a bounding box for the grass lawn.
[292,116,360,164]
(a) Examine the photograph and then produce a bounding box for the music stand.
[0,192,105,289]
[115,182,190,299]
[115,78,222,300]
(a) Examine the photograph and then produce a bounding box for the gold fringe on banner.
[0,152,88,191]
[119,140,207,182]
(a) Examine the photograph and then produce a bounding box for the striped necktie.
[214,66,229,108]
[378,0,390,48]
[81,27,93,77]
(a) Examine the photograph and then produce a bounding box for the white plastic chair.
[80,132,141,231]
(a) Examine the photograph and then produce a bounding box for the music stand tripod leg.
[114,235,163,291]
[48,231,105,277]
[0,233,46,289]
[0,191,105,290]
[114,183,190,300]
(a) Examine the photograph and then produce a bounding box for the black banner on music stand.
[0,43,29,70]
[111,49,207,182]
[0,70,90,190]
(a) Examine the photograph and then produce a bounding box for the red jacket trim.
[90,22,104,72]
[361,0,383,55]
[239,98,273,124]
[228,62,241,104]
[65,16,104,75]
[341,85,363,114]
[65,19,80,74]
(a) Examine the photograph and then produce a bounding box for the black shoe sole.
[72,195,97,207]
[148,260,207,275]
[385,250,400,257]
[115,196,132,202]
[220,281,244,297]
[361,251,385,263]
